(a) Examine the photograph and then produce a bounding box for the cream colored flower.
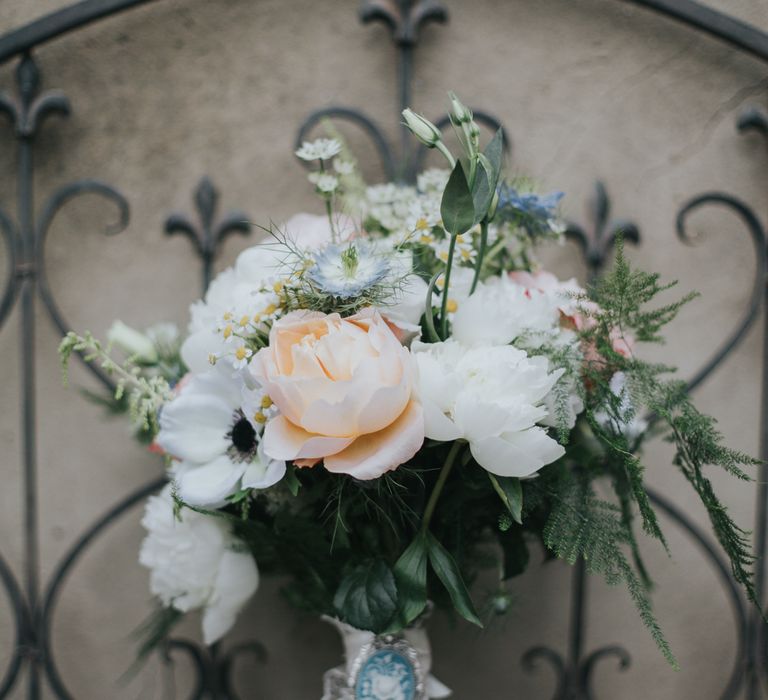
[251,308,424,480]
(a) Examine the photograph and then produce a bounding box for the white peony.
[412,339,565,477]
[451,274,560,348]
[157,368,285,507]
[139,485,259,645]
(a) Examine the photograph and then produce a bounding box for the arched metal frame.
[0,0,766,698]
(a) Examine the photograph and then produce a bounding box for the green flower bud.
[448,91,473,124]
[402,108,442,147]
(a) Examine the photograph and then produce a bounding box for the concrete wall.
[0,0,767,697]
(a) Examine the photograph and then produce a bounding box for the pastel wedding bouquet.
[61,92,757,694]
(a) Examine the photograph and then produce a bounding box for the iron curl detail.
[0,207,19,332]
[40,475,166,700]
[35,179,130,393]
[674,192,766,394]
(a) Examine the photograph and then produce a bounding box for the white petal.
[241,451,286,490]
[181,330,225,375]
[177,455,245,507]
[202,549,259,645]
[469,428,564,478]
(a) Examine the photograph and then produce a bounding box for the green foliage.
[543,473,678,668]
[440,161,475,236]
[334,561,398,633]
[392,533,429,627]
[488,474,523,525]
[426,532,483,627]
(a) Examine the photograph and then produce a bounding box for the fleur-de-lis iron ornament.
[359,0,448,46]
[564,181,641,283]
[164,176,251,293]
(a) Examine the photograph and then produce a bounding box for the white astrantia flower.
[157,368,285,507]
[295,138,342,162]
[412,339,565,477]
[139,484,258,645]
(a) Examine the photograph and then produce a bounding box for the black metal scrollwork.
[0,1,767,698]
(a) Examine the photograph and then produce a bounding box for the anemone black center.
[231,417,257,453]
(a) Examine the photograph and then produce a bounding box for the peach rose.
[250,308,424,480]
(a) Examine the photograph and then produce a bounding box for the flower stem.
[319,159,337,243]
[470,219,488,295]
[421,441,463,534]
[435,141,456,169]
[440,234,458,338]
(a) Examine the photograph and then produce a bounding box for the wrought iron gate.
[0,0,767,697]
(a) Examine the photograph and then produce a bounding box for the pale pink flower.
[250,308,424,480]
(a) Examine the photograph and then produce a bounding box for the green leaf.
[440,161,475,235]
[488,474,523,524]
[483,128,504,182]
[333,560,398,633]
[392,533,429,627]
[471,157,493,225]
[283,465,301,497]
[426,532,482,627]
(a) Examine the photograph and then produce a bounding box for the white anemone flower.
[139,484,258,644]
[412,339,565,477]
[157,369,285,507]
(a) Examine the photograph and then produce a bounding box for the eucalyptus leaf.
[441,161,475,236]
[426,532,482,627]
[333,560,398,633]
[392,533,429,627]
[489,473,523,524]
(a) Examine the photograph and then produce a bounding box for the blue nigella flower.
[307,241,390,299]
[496,184,564,237]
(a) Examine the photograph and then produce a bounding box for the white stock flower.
[412,340,565,477]
[139,484,258,645]
[157,368,285,506]
[295,138,342,161]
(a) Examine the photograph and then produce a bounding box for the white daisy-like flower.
[417,168,450,194]
[232,345,253,370]
[295,138,342,161]
[139,484,259,645]
[157,368,286,507]
[309,172,340,194]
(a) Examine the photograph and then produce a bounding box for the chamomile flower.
[295,138,342,162]
[232,345,253,370]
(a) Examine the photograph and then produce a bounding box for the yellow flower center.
[239,315,250,327]
[253,411,267,424]
[223,324,233,339]
[273,280,284,293]
[260,395,273,409]
[415,217,430,231]
[235,346,248,361]
[264,304,277,315]
[446,298,458,313]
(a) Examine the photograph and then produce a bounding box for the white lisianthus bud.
[448,91,472,124]
[108,320,158,363]
[402,109,442,147]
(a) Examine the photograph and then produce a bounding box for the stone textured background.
[0,0,767,697]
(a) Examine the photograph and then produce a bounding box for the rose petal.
[324,400,425,480]
[261,415,355,461]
